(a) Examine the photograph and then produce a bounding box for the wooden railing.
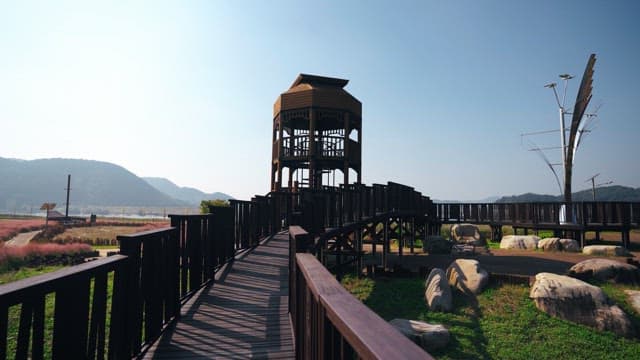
[0,256,129,359]
[117,227,180,356]
[0,206,243,359]
[289,226,432,359]
[276,181,438,236]
[436,201,640,228]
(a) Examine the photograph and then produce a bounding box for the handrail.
[291,250,432,359]
[0,255,129,359]
[0,217,241,360]
[435,201,640,227]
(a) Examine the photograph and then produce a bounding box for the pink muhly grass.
[0,243,93,264]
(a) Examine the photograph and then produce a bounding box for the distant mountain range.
[432,186,640,204]
[143,177,233,205]
[496,185,640,202]
[2,157,636,213]
[434,196,501,203]
[0,157,232,211]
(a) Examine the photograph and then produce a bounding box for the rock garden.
[343,223,640,358]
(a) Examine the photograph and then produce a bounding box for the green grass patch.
[342,275,640,359]
[92,245,120,250]
[0,265,63,285]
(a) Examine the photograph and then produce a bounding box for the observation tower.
[271,74,362,191]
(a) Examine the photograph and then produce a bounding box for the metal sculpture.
[523,54,598,208]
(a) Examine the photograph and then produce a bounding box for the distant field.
[52,222,169,245]
[0,218,45,240]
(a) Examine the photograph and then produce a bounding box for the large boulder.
[538,237,561,251]
[389,319,450,351]
[538,238,581,252]
[499,235,540,250]
[624,290,640,315]
[446,259,489,295]
[425,268,452,312]
[422,236,453,254]
[530,272,635,337]
[569,259,640,284]
[582,245,630,257]
[559,238,580,252]
[450,223,484,245]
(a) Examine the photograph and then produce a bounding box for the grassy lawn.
[0,265,63,284]
[342,275,640,359]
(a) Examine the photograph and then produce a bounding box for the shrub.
[31,224,66,242]
[0,243,95,272]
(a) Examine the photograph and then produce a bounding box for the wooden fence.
[289,226,432,359]
[436,202,640,227]
[0,206,243,359]
[0,256,129,359]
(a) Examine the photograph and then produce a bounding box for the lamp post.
[544,74,575,199]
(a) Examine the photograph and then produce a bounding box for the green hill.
[143,177,233,205]
[497,185,640,203]
[0,157,186,211]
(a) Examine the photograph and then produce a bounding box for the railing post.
[117,236,143,357]
[210,206,234,264]
[289,225,312,358]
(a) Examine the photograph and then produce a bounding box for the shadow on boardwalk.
[144,232,294,359]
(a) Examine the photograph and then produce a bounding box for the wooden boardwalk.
[144,232,294,359]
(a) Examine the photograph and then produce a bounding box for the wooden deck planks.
[145,232,294,359]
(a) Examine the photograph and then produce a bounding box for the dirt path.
[4,230,41,247]
[97,248,119,257]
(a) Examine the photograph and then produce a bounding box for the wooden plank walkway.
[144,232,294,359]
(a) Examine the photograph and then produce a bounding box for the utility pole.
[585,173,613,201]
[65,174,71,219]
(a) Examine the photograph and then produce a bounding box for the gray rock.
[559,238,580,252]
[499,235,539,250]
[569,258,639,283]
[425,268,452,312]
[538,237,561,251]
[624,290,640,315]
[539,238,581,252]
[582,245,630,257]
[446,259,489,295]
[389,318,450,351]
[450,223,484,245]
[423,235,453,254]
[530,272,635,338]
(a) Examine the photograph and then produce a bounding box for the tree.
[199,199,229,214]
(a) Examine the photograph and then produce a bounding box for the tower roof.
[274,74,361,116]
[289,74,349,89]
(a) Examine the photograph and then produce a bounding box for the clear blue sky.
[1,1,639,200]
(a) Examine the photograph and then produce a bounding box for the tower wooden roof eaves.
[289,73,349,89]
